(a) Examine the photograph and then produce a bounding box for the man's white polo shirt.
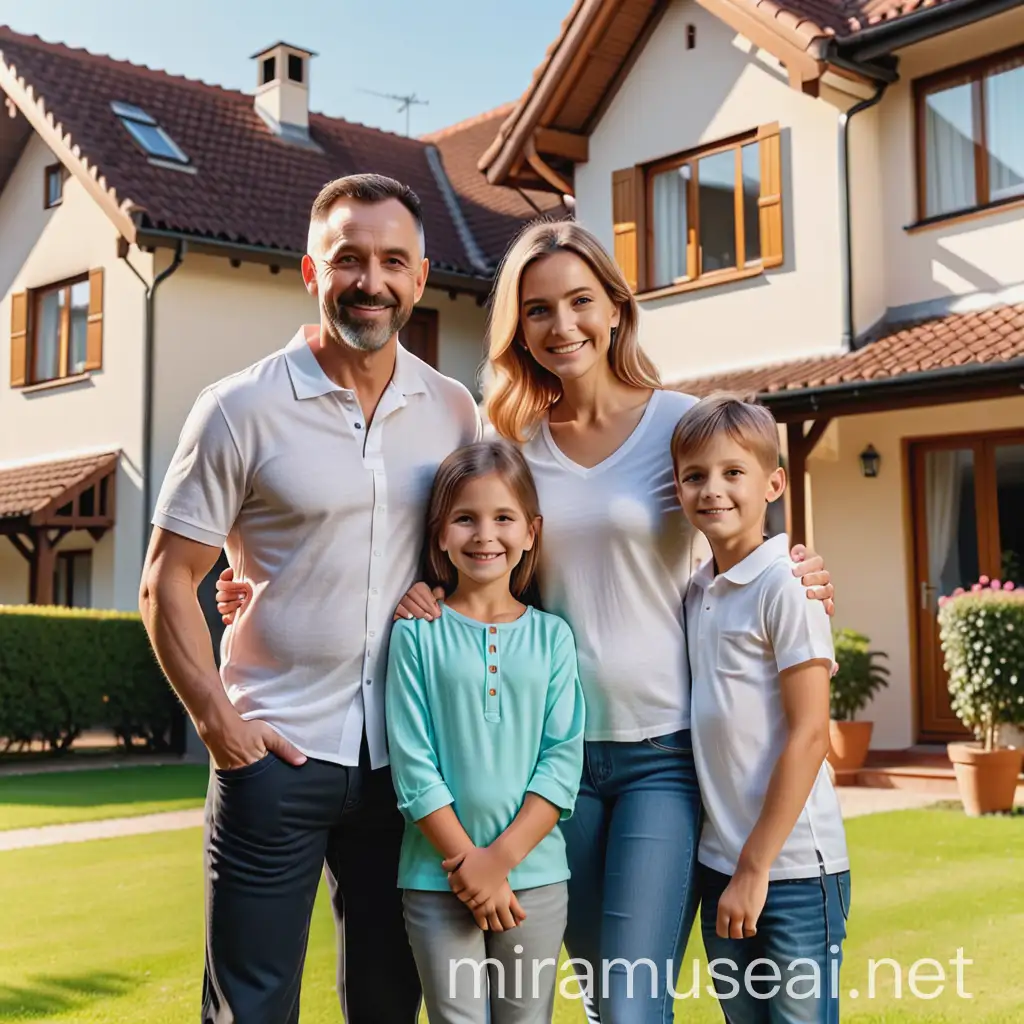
[686,533,848,880]
[152,326,481,768]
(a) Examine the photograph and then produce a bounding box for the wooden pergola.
[0,451,119,605]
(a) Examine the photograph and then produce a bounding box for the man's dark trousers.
[201,739,421,1024]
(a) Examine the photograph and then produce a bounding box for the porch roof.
[672,301,1024,421]
[0,451,119,527]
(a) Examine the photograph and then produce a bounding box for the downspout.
[838,84,887,349]
[122,240,186,559]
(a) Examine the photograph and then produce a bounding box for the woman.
[218,221,833,1024]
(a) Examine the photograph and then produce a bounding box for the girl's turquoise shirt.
[385,604,585,891]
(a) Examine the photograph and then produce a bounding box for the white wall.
[575,0,846,382]
[810,395,1024,749]
[0,134,152,610]
[877,7,1024,309]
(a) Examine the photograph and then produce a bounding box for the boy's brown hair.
[670,393,781,474]
[425,440,542,599]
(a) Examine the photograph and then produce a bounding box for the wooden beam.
[87,527,109,543]
[7,534,33,562]
[524,136,573,195]
[28,453,119,525]
[784,417,832,547]
[803,417,833,455]
[29,529,56,606]
[534,127,589,163]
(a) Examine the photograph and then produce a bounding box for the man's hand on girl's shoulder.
[393,582,445,622]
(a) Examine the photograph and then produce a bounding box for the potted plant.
[826,628,890,774]
[939,577,1024,816]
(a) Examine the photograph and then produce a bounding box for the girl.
[218,222,834,1024]
[386,439,585,1024]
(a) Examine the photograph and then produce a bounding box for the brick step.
[837,763,1024,800]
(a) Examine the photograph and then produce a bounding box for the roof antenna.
[358,88,429,136]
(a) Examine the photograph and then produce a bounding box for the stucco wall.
[0,134,152,610]
[574,0,846,382]
[809,395,1024,749]
[877,7,1024,309]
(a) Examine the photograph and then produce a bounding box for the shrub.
[0,605,181,754]
[830,628,890,721]
[938,577,1024,750]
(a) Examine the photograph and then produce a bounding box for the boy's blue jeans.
[700,865,852,1024]
[559,728,702,1024]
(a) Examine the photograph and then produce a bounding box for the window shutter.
[9,291,28,388]
[758,124,784,269]
[612,167,645,292]
[85,267,104,371]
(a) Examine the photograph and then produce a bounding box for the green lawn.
[1,806,1020,1022]
[0,766,209,831]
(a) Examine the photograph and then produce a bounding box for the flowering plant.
[938,576,1024,751]
[830,628,889,721]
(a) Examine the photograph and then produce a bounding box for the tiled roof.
[781,0,963,38]
[423,105,568,264]
[0,452,119,520]
[0,26,543,277]
[673,303,1024,399]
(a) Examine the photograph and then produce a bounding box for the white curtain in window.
[652,168,687,287]
[986,60,1024,202]
[33,290,61,381]
[925,83,976,217]
[925,449,967,598]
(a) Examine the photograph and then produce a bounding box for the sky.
[1,0,565,137]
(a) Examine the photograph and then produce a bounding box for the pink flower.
[991,579,1002,590]
[980,575,990,584]
[1006,581,1017,592]
[972,583,983,592]
[938,596,948,607]
[953,587,965,597]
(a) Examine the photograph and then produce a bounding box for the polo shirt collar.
[284,325,428,401]
[692,533,791,589]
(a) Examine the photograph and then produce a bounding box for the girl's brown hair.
[424,440,542,599]
[484,220,662,443]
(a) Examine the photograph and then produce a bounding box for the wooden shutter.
[402,307,438,367]
[612,167,646,292]
[85,267,104,371]
[758,124,784,269]
[9,290,28,387]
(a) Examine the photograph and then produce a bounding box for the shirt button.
[374,550,381,557]
[366,679,372,686]
[368,631,376,638]
[488,626,497,635]
[371,588,379,596]
[354,422,363,430]
[488,645,496,654]
[489,688,497,696]
[488,665,497,674]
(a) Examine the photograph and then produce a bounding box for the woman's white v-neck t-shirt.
[521,388,704,741]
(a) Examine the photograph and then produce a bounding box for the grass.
[0,807,1020,1023]
[0,766,208,831]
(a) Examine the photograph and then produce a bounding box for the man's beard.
[324,288,411,353]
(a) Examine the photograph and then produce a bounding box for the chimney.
[251,42,316,142]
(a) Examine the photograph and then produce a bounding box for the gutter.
[121,241,186,560]
[761,356,1024,420]
[836,0,1021,62]
[135,226,494,296]
[838,82,888,349]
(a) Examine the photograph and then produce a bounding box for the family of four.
[139,173,849,1024]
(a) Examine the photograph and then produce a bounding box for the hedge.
[0,605,181,754]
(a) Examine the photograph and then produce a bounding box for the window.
[44,163,66,208]
[612,124,783,296]
[9,269,104,388]
[262,56,276,85]
[54,551,92,608]
[111,100,189,165]
[916,47,1024,221]
[288,53,304,83]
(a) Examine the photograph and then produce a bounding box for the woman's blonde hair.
[484,220,662,442]
[425,440,542,600]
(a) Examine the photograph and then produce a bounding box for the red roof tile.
[0,452,119,520]
[673,303,1024,398]
[423,105,568,262]
[0,27,543,276]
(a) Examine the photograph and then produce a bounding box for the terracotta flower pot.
[827,720,873,773]
[947,742,1024,816]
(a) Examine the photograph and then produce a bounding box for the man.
[139,174,480,1024]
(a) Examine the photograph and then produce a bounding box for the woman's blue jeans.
[559,728,702,1024]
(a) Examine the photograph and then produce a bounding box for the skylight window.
[111,100,189,165]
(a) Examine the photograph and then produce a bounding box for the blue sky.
[2,0,565,136]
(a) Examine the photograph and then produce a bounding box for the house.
[480,0,1024,751]
[0,29,563,616]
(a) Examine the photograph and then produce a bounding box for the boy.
[671,394,850,1024]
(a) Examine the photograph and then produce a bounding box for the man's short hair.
[308,173,425,254]
[670,393,781,473]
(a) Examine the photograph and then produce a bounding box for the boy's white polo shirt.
[686,533,848,880]
[152,326,480,769]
